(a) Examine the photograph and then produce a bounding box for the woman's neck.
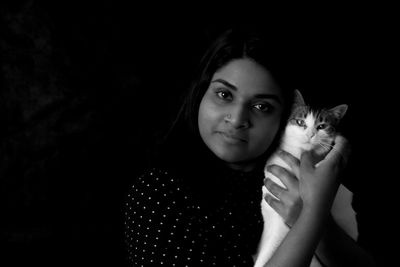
[225,159,262,173]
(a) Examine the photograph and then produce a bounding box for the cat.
[254,89,358,267]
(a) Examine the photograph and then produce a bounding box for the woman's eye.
[317,123,326,130]
[254,103,271,112]
[296,119,305,126]
[216,90,232,100]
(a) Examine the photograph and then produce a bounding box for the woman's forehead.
[211,58,283,99]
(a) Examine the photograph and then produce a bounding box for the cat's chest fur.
[254,129,315,267]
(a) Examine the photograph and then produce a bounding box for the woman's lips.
[217,131,247,144]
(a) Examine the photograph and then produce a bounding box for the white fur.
[253,113,358,267]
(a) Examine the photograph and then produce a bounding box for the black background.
[0,1,395,266]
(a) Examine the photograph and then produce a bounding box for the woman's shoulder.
[125,166,189,214]
[134,166,179,187]
[127,166,185,200]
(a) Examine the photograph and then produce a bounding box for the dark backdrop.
[0,1,394,266]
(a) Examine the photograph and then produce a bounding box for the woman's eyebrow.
[211,79,237,90]
[254,94,282,104]
[211,78,282,104]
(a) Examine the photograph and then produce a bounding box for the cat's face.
[284,91,348,155]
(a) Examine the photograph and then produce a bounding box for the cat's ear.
[293,89,305,106]
[329,104,348,120]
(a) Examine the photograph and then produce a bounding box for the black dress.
[124,166,264,266]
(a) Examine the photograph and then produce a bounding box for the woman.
[124,26,375,266]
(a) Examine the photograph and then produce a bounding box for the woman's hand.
[299,135,350,211]
[264,151,302,228]
[264,135,351,226]
[264,136,375,267]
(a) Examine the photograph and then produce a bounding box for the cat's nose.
[307,131,316,139]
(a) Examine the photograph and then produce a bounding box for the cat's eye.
[296,119,305,127]
[317,123,327,130]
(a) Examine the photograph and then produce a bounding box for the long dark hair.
[152,25,295,176]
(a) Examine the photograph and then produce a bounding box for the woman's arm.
[266,200,330,267]
[314,215,376,267]
[269,207,376,267]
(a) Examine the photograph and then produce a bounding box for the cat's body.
[254,90,358,267]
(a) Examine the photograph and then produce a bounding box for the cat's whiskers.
[318,141,334,152]
[318,140,333,147]
[318,141,347,159]
[318,141,334,148]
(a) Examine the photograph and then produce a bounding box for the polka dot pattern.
[124,167,263,266]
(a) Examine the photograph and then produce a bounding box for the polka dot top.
[124,167,264,266]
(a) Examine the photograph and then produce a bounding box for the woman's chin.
[214,148,245,163]
[214,152,255,171]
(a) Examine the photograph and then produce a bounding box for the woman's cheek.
[251,119,281,154]
[199,99,223,129]
[198,101,217,140]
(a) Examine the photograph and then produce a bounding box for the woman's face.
[198,58,285,171]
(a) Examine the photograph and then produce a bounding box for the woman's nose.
[225,105,250,129]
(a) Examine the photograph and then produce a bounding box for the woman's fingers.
[264,193,285,215]
[264,178,302,228]
[266,164,298,190]
[298,135,351,208]
[264,177,286,199]
[265,155,304,227]
[276,150,300,177]
[300,150,319,171]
